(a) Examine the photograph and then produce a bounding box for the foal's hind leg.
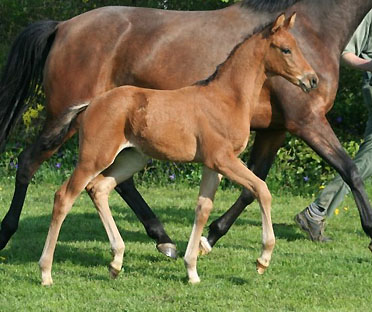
[39,166,94,286]
[184,166,221,284]
[86,149,149,278]
[87,175,125,279]
[211,153,275,274]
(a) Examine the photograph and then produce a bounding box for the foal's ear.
[285,12,296,29]
[271,14,286,33]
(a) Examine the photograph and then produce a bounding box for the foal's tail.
[0,20,59,151]
[41,103,89,151]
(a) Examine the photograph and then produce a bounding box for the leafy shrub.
[0,1,368,195]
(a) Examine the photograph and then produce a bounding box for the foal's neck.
[205,31,269,109]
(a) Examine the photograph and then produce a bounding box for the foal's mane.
[241,0,302,12]
[195,22,271,86]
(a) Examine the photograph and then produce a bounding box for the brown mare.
[1,0,372,259]
[38,14,317,285]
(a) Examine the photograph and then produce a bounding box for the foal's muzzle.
[299,73,319,93]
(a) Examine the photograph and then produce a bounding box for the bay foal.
[39,14,318,285]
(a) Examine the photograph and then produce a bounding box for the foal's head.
[264,13,318,92]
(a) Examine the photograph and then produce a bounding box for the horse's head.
[265,13,318,92]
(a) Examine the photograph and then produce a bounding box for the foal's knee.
[256,180,272,208]
[52,188,71,217]
[196,197,214,223]
[86,178,112,203]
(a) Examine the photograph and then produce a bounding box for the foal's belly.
[130,124,198,163]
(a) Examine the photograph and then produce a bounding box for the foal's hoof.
[199,236,212,256]
[156,243,178,259]
[368,241,372,253]
[256,259,269,275]
[41,277,53,286]
[188,276,201,285]
[108,265,121,279]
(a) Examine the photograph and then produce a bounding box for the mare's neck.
[205,31,269,109]
[303,0,372,54]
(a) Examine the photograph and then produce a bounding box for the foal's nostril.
[310,75,318,89]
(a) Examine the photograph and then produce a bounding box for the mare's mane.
[196,22,271,86]
[241,0,302,12]
[197,1,304,87]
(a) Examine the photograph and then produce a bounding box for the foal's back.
[83,84,246,163]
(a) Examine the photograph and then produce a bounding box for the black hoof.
[0,234,10,251]
[0,241,6,251]
[156,243,178,259]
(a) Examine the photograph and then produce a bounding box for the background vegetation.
[1,3,372,311]
[0,0,368,195]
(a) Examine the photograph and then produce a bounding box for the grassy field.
[0,179,371,311]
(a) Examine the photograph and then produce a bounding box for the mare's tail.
[0,20,59,151]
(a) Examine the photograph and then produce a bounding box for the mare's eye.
[281,48,291,55]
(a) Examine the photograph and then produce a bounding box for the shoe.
[294,208,331,242]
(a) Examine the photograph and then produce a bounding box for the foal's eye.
[281,48,291,55]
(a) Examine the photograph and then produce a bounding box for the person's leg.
[296,72,372,240]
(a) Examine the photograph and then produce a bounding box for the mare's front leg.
[201,130,285,253]
[184,167,221,284]
[292,116,372,248]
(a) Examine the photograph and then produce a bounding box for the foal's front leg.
[184,166,221,284]
[204,130,286,251]
[213,153,275,274]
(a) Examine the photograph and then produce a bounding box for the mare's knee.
[239,188,255,205]
[342,163,364,190]
[15,149,35,184]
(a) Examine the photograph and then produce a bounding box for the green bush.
[0,1,368,195]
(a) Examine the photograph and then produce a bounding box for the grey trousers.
[310,72,372,218]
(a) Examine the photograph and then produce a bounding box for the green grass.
[0,180,372,311]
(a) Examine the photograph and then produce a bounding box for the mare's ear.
[285,12,296,29]
[271,14,286,33]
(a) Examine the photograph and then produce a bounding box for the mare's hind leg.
[203,130,285,253]
[115,178,177,259]
[184,166,221,284]
[0,120,77,250]
[0,120,176,259]
[39,165,94,286]
[86,148,149,278]
[211,152,275,274]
